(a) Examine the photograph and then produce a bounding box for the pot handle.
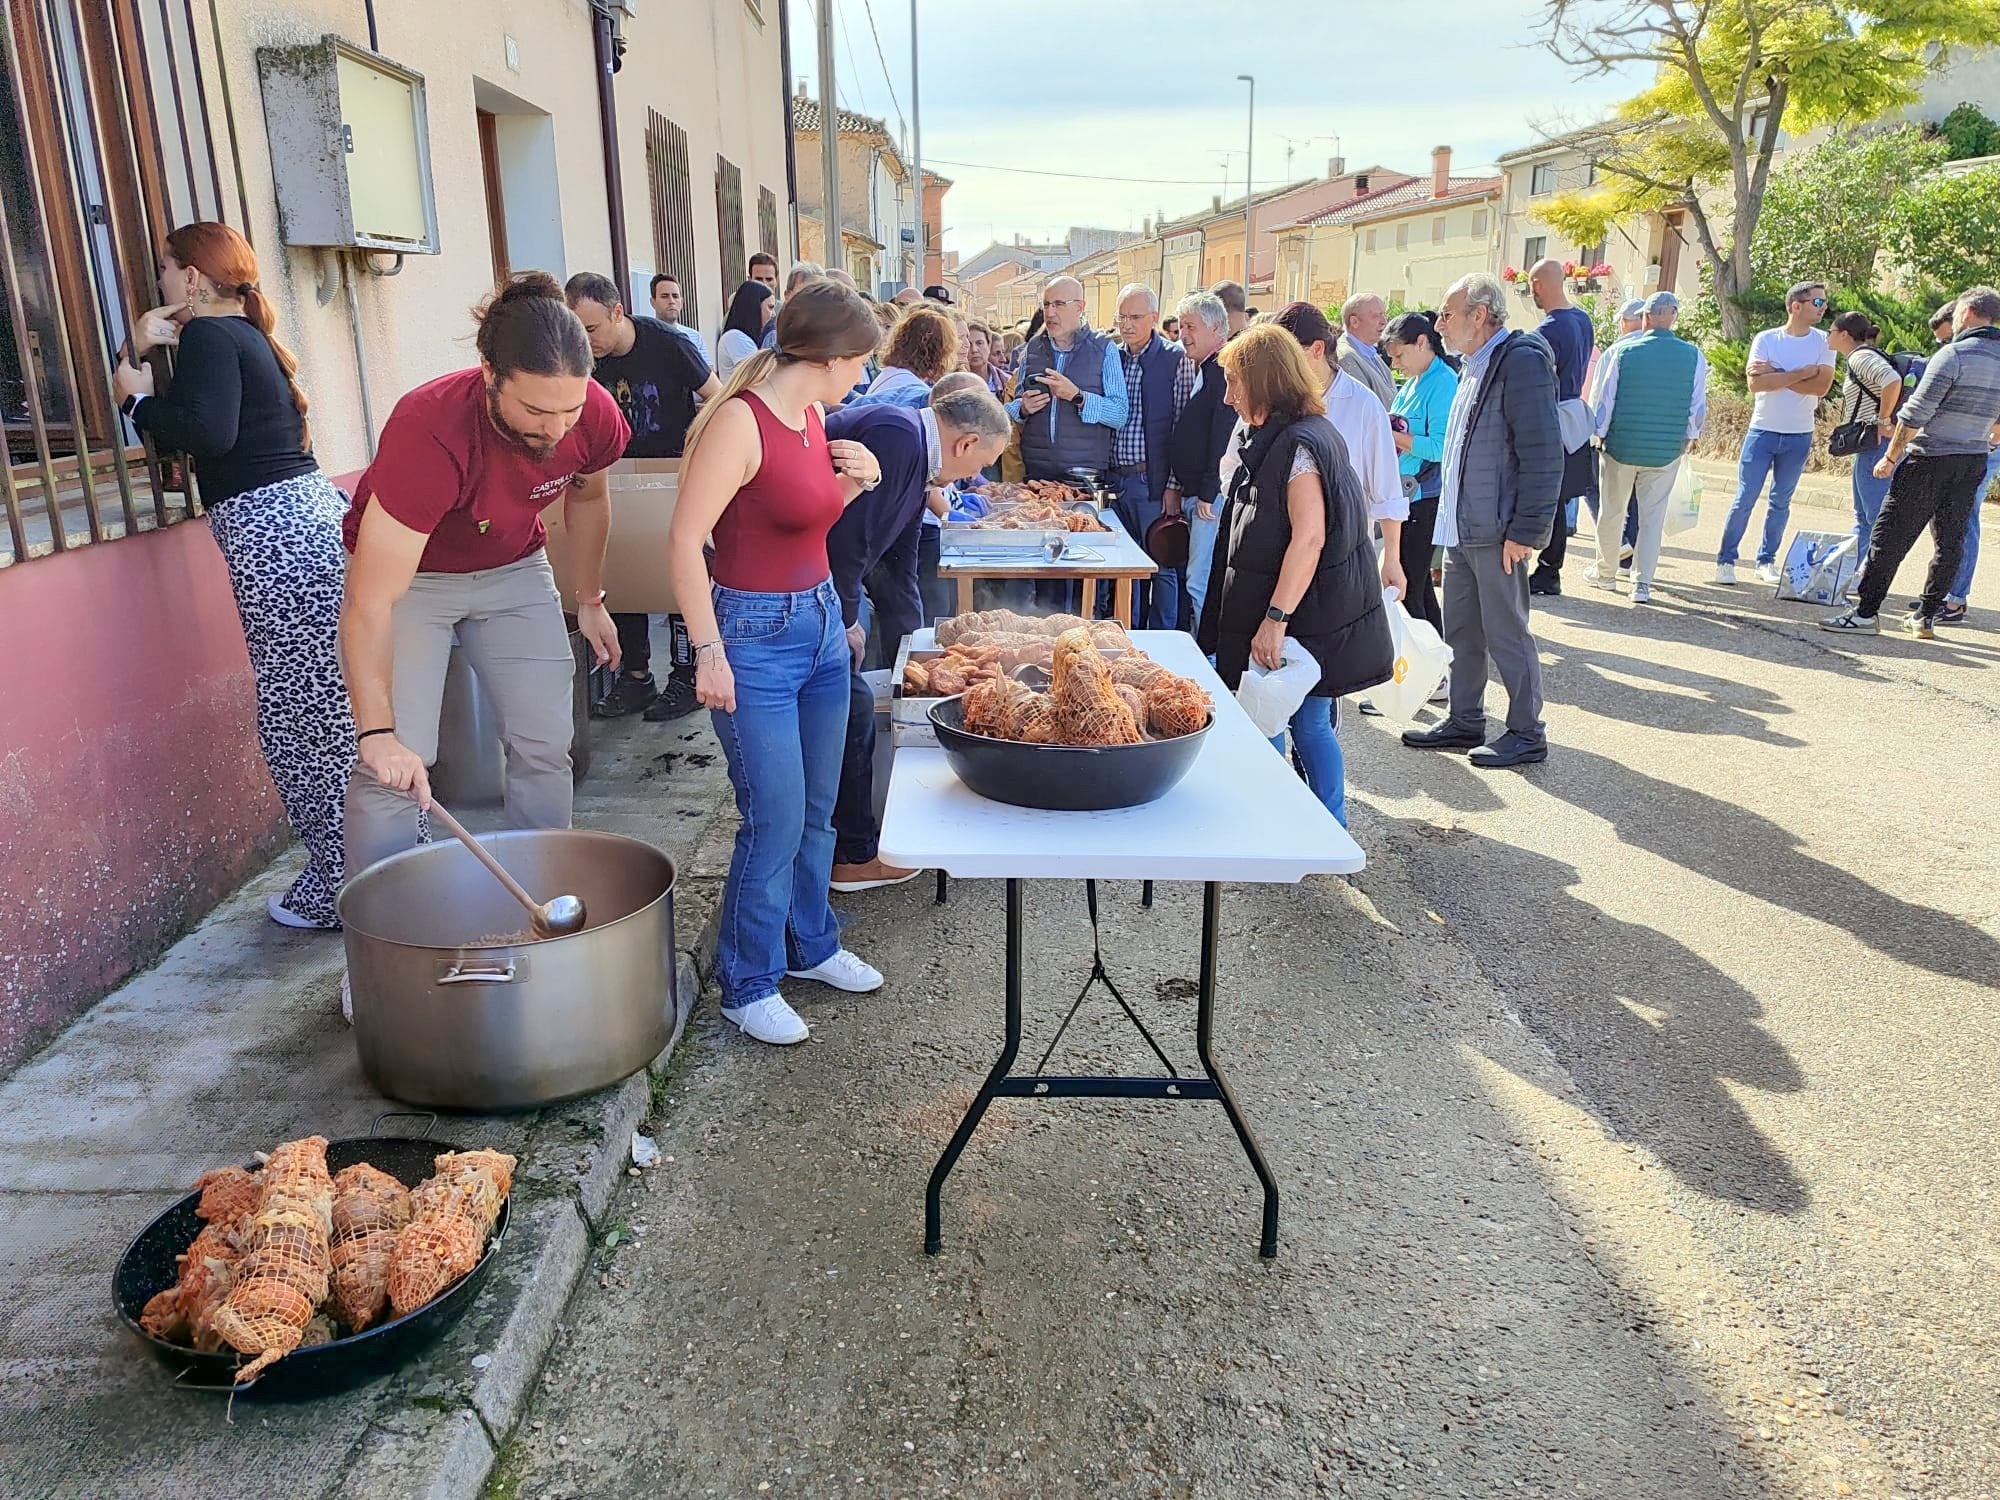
[372,1110,438,1139]
[173,1363,257,1395]
[437,958,518,985]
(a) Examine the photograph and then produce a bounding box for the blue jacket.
[822,405,928,647]
[1121,332,1184,506]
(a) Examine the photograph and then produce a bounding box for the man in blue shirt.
[824,386,1010,892]
[1524,258,1598,597]
[648,273,710,372]
[1005,275,1129,482]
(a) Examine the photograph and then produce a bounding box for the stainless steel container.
[338,830,676,1110]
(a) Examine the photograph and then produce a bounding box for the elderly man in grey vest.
[1006,275,1130,483]
[1401,273,1564,768]
[1585,291,1708,604]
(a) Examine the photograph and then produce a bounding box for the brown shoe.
[830,858,922,893]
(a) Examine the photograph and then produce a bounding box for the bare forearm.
[341,601,398,731]
[669,541,718,647]
[1272,533,1322,614]
[563,491,611,596]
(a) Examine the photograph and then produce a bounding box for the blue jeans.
[1184,505,1220,631]
[1951,452,1996,602]
[709,579,848,1010]
[1718,428,1813,566]
[1269,696,1344,826]
[1851,433,1894,564]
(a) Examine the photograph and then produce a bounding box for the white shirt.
[717,328,760,377]
[1217,369,1406,523]
[1747,325,1832,434]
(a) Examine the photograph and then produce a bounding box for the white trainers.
[1714,562,1737,585]
[339,972,354,1026]
[1631,582,1654,604]
[786,948,884,993]
[723,993,810,1045]
[1582,565,1617,591]
[268,893,337,931]
[1757,563,1782,586]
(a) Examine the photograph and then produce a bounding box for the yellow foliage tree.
[1536,0,2000,337]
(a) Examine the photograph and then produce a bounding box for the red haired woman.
[114,222,355,930]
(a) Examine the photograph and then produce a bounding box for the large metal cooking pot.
[338,830,675,1110]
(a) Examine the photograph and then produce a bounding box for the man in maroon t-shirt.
[339,275,628,901]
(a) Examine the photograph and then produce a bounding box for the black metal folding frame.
[923,877,1280,1259]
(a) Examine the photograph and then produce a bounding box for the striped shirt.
[1900,328,2000,458]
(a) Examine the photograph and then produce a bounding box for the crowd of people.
[112,214,1997,1048]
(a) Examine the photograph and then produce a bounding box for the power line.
[924,155,1503,187]
[858,0,907,138]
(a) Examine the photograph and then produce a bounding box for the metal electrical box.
[256,36,441,254]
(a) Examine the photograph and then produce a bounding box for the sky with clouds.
[786,0,1658,256]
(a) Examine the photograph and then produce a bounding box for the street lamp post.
[1237,74,1255,292]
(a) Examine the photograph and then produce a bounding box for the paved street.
[494,491,2000,1500]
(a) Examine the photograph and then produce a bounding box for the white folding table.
[880,631,1363,1258]
[937,508,1158,620]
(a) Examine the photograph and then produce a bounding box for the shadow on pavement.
[1541,639,1806,746]
[1367,810,1811,1214]
[1543,745,2000,989]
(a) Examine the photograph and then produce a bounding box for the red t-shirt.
[344,368,630,573]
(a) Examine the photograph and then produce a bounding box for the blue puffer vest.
[1604,329,1701,470]
[1020,325,1113,478]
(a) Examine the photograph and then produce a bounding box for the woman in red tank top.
[668,283,887,1046]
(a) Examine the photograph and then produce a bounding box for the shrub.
[1883,166,2000,296]
[1936,102,2000,162]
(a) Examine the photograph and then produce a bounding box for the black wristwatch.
[1265,605,1292,624]
[1069,393,1086,413]
[120,393,144,419]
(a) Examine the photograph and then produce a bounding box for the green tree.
[1534,1,2000,338]
[1749,127,1946,294]
[1883,165,2000,292]
[1936,102,2000,161]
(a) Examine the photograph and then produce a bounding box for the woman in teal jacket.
[1386,311,1459,630]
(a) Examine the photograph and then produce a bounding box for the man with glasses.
[1108,283,1186,627]
[1005,275,1129,487]
[1715,280,1834,585]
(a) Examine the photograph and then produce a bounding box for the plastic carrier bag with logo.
[1364,588,1454,724]
[1776,530,1858,606]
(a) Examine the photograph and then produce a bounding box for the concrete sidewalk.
[0,711,732,1500]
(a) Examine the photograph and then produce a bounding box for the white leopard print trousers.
[206,470,357,926]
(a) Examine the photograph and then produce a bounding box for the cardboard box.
[540,458,681,614]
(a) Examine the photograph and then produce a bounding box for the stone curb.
[342,941,709,1500]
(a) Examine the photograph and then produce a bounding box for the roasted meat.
[206,1135,335,1383]
[387,1149,515,1317]
[329,1163,414,1333]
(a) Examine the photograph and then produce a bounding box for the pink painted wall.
[0,521,288,1073]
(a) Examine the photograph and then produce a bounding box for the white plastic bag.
[1663,459,1703,536]
[1236,647,1322,738]
[1368,588,1454,724]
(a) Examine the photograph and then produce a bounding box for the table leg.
[955,576,975,614]
[1141,880,1154,908]
[926,877,1022,1255]
[934,869,949,904]
[1195,881,1280,1258]
[1113,578,1134,626]
[1079,576,1101,619]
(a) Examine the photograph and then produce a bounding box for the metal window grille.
[646,109,698,327]
[715,154,744,296]
[756,185,778,261]
[2,0,221,567]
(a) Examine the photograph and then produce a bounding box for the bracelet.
[575,588,607,607]
[693,640,725,657]
[357,727,395,743]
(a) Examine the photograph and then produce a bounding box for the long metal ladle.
[425,799,587,938]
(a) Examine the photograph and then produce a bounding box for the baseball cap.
[1619,298,1646,320]
[922,284,953,304]
[1643,291,1679,314]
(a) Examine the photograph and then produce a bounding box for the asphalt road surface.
[493,506,1998,1500]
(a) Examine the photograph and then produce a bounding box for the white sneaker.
[723,993,810,1045]
[1631,582,1654,604]
[1428,684,1450,704]
[268,892,337,931]
[1714,562,1737,585]
[339,972,354,1026]
[1582,565,1617,591]
[1757,563,1782,586]
[785,948,884,993]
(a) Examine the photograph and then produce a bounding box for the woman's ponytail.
[241,285,311,453]
[682,347,779,467]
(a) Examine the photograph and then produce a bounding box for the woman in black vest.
[1198,325,1393,826]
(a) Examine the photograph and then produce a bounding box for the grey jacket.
[1901,326,2000,458]
[1449,330,1566,548]
[1337,332,1396,410]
